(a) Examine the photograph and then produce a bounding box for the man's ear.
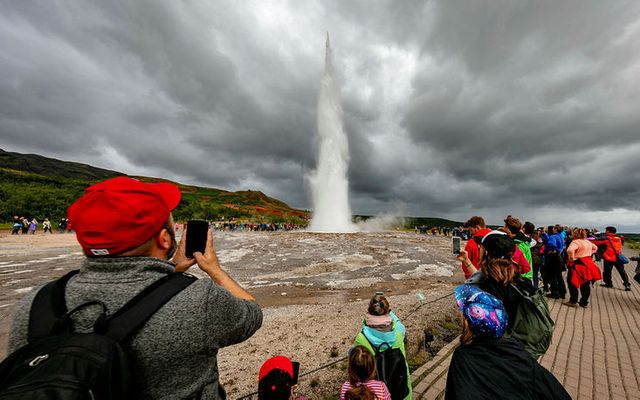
[154,228,172,251]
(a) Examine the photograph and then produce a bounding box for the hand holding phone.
[186,220,209,258]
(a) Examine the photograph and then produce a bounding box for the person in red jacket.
[593,226,631,291]
[461,216,492,279]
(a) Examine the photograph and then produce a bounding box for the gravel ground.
[0,230,463,399]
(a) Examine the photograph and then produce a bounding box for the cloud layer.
[1,0,639,230]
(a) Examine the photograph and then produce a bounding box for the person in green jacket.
[504,215,534,280]
[352,294,411,400]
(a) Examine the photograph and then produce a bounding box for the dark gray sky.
[2,1,639,231]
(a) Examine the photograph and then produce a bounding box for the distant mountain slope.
[0,148,308,223]
[405,216,463,228]
[0,149,123,181]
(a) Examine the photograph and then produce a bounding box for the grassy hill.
[354,215,463,230]
[0,149,309,224]
[404,216,463,228]
[0,149,123,181]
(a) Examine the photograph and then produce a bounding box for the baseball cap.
[258,356,294,400]
[480,229,507,244]
[455,284,507,340]
[68,177,181,256]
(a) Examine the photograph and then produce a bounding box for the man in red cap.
[8,177,263,399]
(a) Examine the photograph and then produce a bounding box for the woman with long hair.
[340,346,391,400]
[445,285,570,399]
[457,231,536,329]
[565,228,601,308]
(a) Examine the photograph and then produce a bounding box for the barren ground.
[0,231,463,399]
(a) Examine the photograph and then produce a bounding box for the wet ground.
[209,230,457,288]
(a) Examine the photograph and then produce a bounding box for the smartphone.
[452,236,461,255]
[291,361,300,384]
[185,220,209,258]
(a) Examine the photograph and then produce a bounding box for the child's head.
[348,346,376,383]
[346,346,377,399]
[258,356,296,400]
[455,285,507,345]
[367,294,390,316]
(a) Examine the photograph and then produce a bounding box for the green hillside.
[354,215,462,230]
[0,149,309,225]
[405,216,463,228]
[0,149,123,181]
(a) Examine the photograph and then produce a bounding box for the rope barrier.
[403,291,455,320]
[236,290,455,399]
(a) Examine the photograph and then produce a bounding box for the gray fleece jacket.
[8,257,263,400]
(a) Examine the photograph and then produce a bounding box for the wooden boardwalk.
[540,267,640,400]
[413,263,640,399]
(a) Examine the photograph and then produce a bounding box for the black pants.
[567,269,591,306]
[603,260,630,287]
[540,256,551,291]
[547,253,567,298]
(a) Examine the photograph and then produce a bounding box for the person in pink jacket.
[565,228,601,307]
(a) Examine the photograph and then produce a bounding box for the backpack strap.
[28,270,196,343]
[102,273,197,342]
[28,270,79,341]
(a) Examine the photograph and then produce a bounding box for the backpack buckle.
[28,354,49,367]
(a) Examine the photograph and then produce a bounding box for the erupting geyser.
[309,34,356,232]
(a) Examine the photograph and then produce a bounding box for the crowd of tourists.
[10,215,71,234]
[9,215,302,236]
[417,225,467,239]
[211,221,303,232]
[1,178,637,399]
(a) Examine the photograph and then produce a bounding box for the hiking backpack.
[508,284,554,359]
[0,270,196,400]
[362,333,409,400]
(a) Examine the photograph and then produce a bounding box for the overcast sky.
[1,1,639,231]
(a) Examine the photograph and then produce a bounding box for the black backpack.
[0,270,196,400]
[362,333,409,399]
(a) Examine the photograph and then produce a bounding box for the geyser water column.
[309,34,356,232]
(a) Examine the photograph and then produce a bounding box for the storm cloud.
[1,0,639,230]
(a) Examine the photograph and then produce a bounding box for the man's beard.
[166,228,177,260]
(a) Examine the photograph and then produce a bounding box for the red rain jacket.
[569,256,602,287]
[593,233,622,262]
[513,246,531,277]
[462,228,492,279]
